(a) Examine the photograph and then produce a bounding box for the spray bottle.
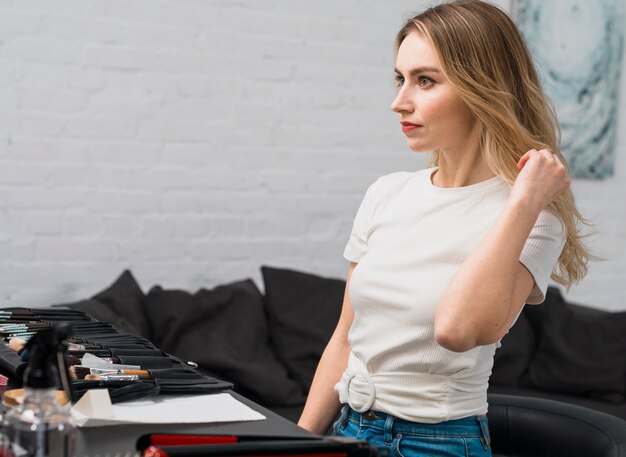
[3,325,75,457]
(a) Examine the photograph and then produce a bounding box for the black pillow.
[491,311,536,387]
[144,279,305,407]
[62,270,150,338]
[261,266,345,393]
[525,289,626,403]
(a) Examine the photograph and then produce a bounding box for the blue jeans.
[332,406,492,457]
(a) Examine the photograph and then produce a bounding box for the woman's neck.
[431,144,495,188]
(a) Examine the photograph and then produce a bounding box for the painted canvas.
[515,0,624,179]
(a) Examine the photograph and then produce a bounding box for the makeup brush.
[70,366,151,380]
[7,337,27,353]
[0,322,49,329]
[83,374,141,381]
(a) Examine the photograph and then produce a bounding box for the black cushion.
[63,270,150,338]
[491,311,536,387]
[524,288,626,403]
[144,279,305,406]
[261,266,345,393]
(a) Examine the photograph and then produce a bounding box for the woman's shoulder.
[372,168,431,191]
[360,169,431,211]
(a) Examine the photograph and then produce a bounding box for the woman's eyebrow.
[394,66,441,76]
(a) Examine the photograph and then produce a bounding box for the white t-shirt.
[334,168,566,423]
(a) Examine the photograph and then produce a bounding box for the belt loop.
[339,405,350,430]
[476,415,491,450]
[383,413,395,445]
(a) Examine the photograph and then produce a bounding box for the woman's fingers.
[518,148,566,172]
[539,148,554,160]
[512,148,571,211]
[517,149,537,169]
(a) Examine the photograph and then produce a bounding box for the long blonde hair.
[396,0,591,288]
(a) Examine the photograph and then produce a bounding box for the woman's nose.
[391,87,414,113]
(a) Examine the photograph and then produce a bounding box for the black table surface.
[75,391,316,457]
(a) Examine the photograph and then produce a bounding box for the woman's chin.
[406,142,433,154]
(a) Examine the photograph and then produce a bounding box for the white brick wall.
[0,0,623,311]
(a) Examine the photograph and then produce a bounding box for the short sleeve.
[519,210,566,304]
[343,180,379,263]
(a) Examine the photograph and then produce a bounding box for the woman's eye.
[394,76,405,88]
[418,76,434,86]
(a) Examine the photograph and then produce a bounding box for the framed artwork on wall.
[515,0,624,179]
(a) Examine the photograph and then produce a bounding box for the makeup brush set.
[0,307,233,403]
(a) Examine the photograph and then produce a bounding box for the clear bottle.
[3,388,75,457]
[3,329,75,457]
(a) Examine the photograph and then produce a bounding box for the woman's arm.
[435,149,570,352]
[297,262,356,434]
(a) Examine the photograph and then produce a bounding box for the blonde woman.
[298,1,591,456]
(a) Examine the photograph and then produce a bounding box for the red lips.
[401,121,422,133]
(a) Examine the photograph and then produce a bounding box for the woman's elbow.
[434,321,477,353]
[434,321,504,352]
[434,297,481,352]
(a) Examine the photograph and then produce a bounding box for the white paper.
[81,353,141,370]
[73,389,113,418]
[71,390,265,428]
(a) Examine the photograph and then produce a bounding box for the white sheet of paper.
[80,353,140,370]
[71,390,266,428]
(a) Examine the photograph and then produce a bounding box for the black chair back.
[488,393,626,457]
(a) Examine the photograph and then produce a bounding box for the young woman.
[297,1,591,456]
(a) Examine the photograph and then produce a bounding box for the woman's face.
[391,32,477,154]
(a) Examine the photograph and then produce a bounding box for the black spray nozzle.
[23,323,74,389]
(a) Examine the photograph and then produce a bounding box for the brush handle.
[121,370,151,379]
[75,367,151,379]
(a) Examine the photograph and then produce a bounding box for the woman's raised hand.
[511,148,571,213]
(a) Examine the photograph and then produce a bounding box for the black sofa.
[60,266,626,423]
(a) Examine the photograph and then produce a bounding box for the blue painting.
[515,0,624,179]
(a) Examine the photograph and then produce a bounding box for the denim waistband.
[344,406,487,437]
